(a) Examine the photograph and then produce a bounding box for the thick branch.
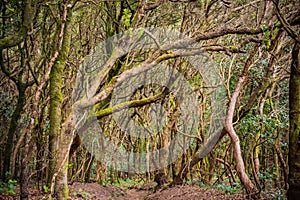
[155,26,264,53]
[76,91,166,136]
[193,27,263,41]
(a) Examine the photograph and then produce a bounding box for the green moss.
[48,11,72,197]
[96,107,113,118]
[228,46,238,50]
[62,185,69,200]
[95,93,162,119]
[254,129,261,159]
[0,36,14,49]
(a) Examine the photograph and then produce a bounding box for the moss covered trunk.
[48,5,72,199]
[288,42,300,199]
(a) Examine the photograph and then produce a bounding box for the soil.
[0,182,275,200]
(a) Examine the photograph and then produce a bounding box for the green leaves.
[261,25,271,50]
[274,21,281,29]
[65,163,74,169]
[215,182,241,194]
[261,22,282,50]
[43,185,50,193]
[261,24,269,32]
[122,8,132,29]
[0,179,17,194]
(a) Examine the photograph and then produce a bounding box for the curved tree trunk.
[224,47,259,195]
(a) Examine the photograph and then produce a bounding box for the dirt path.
[0,182,274,200]
[116,189,149,200]
[67,183,273,200]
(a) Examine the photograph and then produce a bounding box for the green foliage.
[0,92,15,120]
[41,195,53,199]
[258,171,273,182]
[215,182,241,194]
[116,178,136,189]
[274,21,281,29]
[65,163,74,169]
[261,25,271,49]
[122,8,132,29]
[43,185,50,193]
[188,73,202,88]
[0,178,17,194]
[238,105,288,138]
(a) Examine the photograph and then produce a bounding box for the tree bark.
[287,42,300,199]
[224,48,258,195]
[20,123,33,200]
[48,4,72,199]
[3,82,26,180]
[225,76,256,194]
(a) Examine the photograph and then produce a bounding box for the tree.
[0,0,34,180]
[47,3,72,199]
[287,42,300,199]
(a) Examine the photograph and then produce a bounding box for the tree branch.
[272,0,300,43]
[95,91,164,119]
[193,27,263,41]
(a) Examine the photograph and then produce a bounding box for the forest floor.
[0,182,277,200]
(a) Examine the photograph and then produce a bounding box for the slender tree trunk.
[20,122,32,200]
[225,76,255,194]
[224,48,258,195]
[3,82,26,180]
[287,42,300,199]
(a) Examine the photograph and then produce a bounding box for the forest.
[0,0,299,199]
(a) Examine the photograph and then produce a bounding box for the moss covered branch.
[95,92,164,119]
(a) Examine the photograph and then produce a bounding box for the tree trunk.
[224,48,258,195]
[20,124,32,200]
[51,118,75,200]
[225,76,255,194]
[3,82,26,180]
[287,42,300,199]
[48,4,72,199]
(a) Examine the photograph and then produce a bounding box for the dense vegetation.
[0,0,299,199]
